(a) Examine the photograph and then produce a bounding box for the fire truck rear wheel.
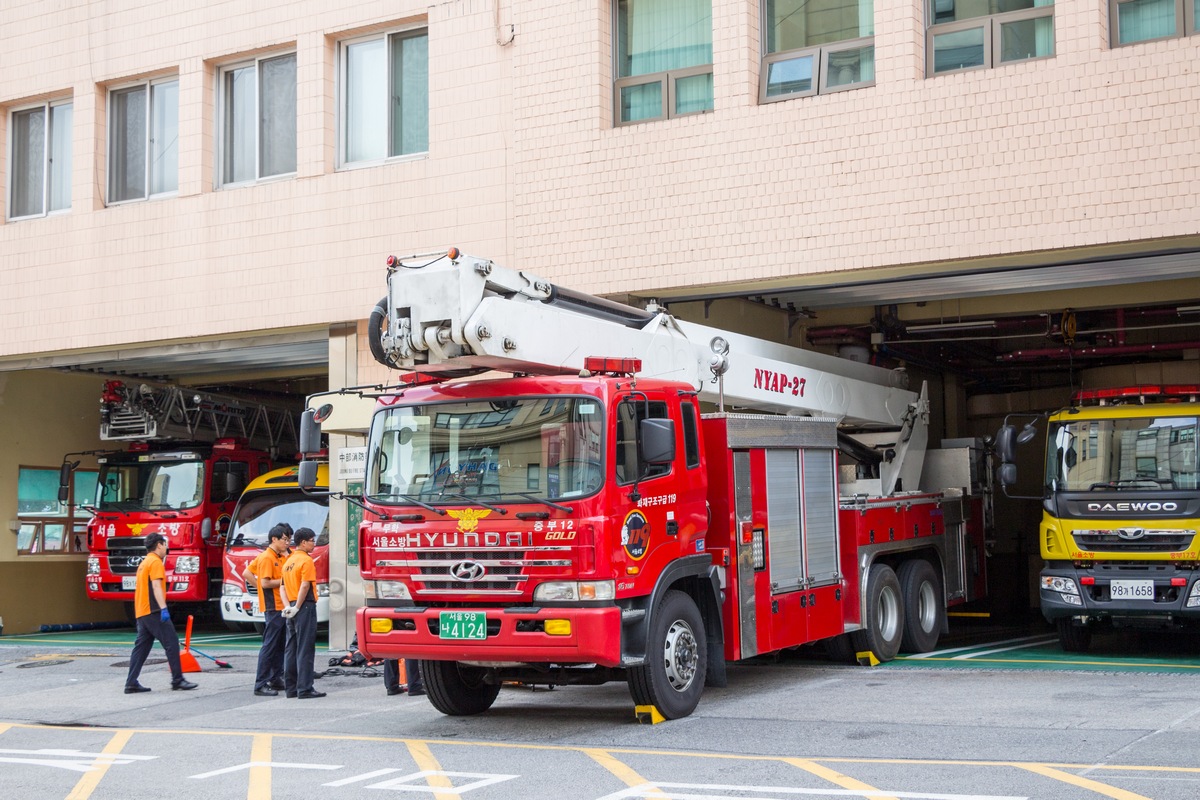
[423,660,501,716]
[1055,618,1092,653]
[898,559,942,654]
[852,564,904,662]
[627,590,707,720]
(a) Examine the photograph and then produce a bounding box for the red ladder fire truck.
[62,381,298,618]
[298,250,989,720]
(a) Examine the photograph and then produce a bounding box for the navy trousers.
[283,603,317,694]
[254,609,286,690]
[125,614,184,688]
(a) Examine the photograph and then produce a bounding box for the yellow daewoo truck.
[997,385,1200,651]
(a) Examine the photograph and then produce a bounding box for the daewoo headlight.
[365,581,411,601]
[317,583,330,597]
[222,583,242,596]
[1041,576,1078,595]
[533,580,615,602]
[1188,583,1200,609]
[174,556,200,574]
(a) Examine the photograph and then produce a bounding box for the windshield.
[1047,416,1199,491]
[227,490,330,548]
[97,459,206,511]
[366,396,605,504]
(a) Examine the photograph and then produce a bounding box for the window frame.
[16,465,96,556]
[214,50,298,189]
[106,75,180,206]
[759,35,876,103]
[613,63,714,127]
[6,97,73,221]
[926,4,1055,76]
[1109,0,1196,45]
[336,25,430,170]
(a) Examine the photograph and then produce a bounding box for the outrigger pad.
[634,705,665,725]
[856,651,880,667]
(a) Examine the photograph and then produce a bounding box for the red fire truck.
[298,250,989,720]
[63,381,297,618]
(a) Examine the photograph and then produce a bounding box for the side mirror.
[995,425,1016,464]
[57,461,76,503]
[1016,422,1038,445]
[640,418,676,465]
[299,409,321,455]
[298,460,320,491]
[225,471,245,498]
[999,462,1017,487]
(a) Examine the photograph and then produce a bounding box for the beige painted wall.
[0,370,126,634]
[1,0,1198,366]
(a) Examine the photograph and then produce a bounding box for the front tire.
[627,590,707,720]
[852,563,904,661]
[1056,618,1092,653]
[423,660,501,716]
[898,559,943,654]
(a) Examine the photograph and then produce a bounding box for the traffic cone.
[179,615,202,673]
[398,658,408,689]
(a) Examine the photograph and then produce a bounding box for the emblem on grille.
[1116,528,1146,540]
[127,556,145,568]
[450,560,486,582]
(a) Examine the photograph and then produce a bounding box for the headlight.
[1188,583,1200,609]
[174,556,200,574]
[222,583,242,596]
[533,580,615,602]
[86,557,100,575]
[1041,576,1079,595]
[366,581,411,601]
[316,583,330,597]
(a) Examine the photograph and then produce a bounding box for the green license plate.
[439,611,487,640]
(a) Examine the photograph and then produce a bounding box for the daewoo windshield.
[227,491,330,548]
[97,457,206,511]
[365,396,605,504]
[1047,416,1199,492]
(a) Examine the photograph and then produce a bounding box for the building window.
[614,0,714,125]
[217,52,296,186]
[927,0,1054,75]
[1111,0,1195,44]
[7,99,72,220]
[108,78,179,204]
[761,0,875,102]
[340,28,429,166]
[16,466,97,555]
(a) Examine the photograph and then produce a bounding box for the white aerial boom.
[370,250,929,495]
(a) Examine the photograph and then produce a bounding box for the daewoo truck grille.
[377,546,573,595]
[1071,530,1195,553]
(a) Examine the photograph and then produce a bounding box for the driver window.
[615,399,670,485]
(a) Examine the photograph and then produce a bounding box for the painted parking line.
[949,637,1058,659]
[593,784,1025,800]
[903,635,1053,660]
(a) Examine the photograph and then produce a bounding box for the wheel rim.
[916,579,938,633]
[662,619,699,692]
[877,585,900,641]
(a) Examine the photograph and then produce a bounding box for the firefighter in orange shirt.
[281,527,324,698]
[124,533,198,693]
[244,522,291,696]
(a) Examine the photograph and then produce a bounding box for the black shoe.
[408,687,426,697]
[269,681,287,691]
[297,690,326,699]
[285,692,298,698]
[124,684,151,694]
[387,686,404,696]
[171,679,198,691]
[254,687,279,697]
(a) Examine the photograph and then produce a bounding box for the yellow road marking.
[406,739,460,800]
[66,728,133,800]
[1016,763,1153,800]
[586,748,659,794]
[248,734,271,800]
[785,758,899,800]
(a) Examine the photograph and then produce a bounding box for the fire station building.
[1,0,1198,639]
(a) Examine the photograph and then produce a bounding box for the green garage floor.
[893,630,1200,673]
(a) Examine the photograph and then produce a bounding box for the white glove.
[281,605,297,619]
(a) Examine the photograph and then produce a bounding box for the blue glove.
[160,608,170,622]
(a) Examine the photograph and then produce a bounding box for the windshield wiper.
[380,494,447,516]
[1088,478,1171,490]
[512,493,572,512]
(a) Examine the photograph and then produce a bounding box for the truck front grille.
[377,546,573,595]
[106,537,148,574]
[1071,530,1195,554]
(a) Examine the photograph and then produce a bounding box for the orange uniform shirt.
[282,550,317,605]
[133,552,166,619]
[248,548,286,612]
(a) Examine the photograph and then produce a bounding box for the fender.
[618,553,727,688]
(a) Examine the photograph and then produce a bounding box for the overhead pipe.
[998,341,1200,362]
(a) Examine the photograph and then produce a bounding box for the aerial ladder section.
[99,379,299,456]
[369,250,929,496]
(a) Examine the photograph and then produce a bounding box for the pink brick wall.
[1,0,1197,361]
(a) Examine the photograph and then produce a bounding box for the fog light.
[370,618,394,634]
[172,582,188,592]
[1060,593,1083,606]
[88,582,99,592]
[544,619,571,636]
